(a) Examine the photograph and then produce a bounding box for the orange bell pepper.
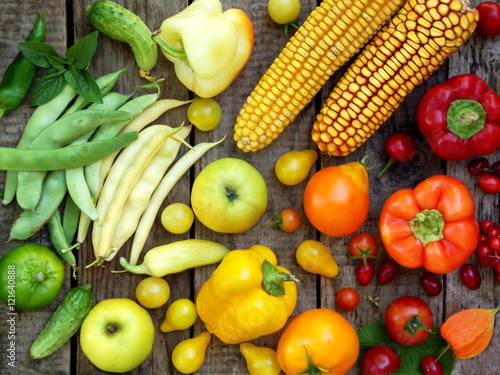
[379,175,479,274]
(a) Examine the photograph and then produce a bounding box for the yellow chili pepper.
[196,245,298,344]
[152,0,253,98]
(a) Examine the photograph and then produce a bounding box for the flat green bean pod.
[0,132,138,171]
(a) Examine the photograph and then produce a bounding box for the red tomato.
[420,355,444,375]
[385,296,433,346]
[477,1,500,36]
[273,209,301,232]
[349,232,378,266]
[303,161,369,237]
[480,219,495,234]
[337,287,360,311]
[385,133,418,162]
[478,173,500,193]
[377,262,399,285]
[357,260,375,286]
[361,345,401,375]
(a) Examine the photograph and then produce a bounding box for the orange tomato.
[303,161,369,237]
[276,308,359,375]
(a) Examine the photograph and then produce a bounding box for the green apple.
[80,298,154,373]
[191,157,268,233]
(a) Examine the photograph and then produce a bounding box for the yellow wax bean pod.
[109,125,192,253]
[94,125,182,262]
[91,124,176,261]
[129,135,226,265]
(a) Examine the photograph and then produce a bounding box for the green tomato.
[0,243,65,310]
[187,98,222,131]
[268,0,301,25]
[161,203,194,234]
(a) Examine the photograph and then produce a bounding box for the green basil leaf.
[30,68,66,106]
[66,31,98,69]
[46,54,67,71]
[19,41,61,69]
[64,67,102,104]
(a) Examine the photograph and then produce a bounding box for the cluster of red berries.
[477,219,500,283]
[467,158,500,193]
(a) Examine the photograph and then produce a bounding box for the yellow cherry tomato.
[135,276,170,309]
[187,98,222,131]
[161,203,194,234]
[268,0,301,25]
[275,149,318,186]
[240,342,281,375]
[160,298,198,333]
[172,331,212,374]
[296,240,339,278]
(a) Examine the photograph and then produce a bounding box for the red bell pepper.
[379,175,479,274]
[416,74,500,160]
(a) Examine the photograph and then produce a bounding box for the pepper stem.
[261,260,299,297]
[117,256,152,276]
[409,209,445,247]
[446,99,486,140]
[151,29,188,61]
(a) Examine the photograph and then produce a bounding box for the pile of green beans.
[2,67,163,277]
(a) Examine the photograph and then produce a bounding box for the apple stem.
[107,323,118,334]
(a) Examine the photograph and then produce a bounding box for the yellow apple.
[80,298,154,373]
[191,158,268,233]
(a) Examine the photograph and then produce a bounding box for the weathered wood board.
[0,0,499,374]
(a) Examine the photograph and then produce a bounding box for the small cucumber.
[30,284,93,359]
[87,0,157,78]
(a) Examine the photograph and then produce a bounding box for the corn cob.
[312,0,479,156]
[234,0,405,152]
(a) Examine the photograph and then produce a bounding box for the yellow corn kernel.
[312,0,478,156]
[234,0,406,152]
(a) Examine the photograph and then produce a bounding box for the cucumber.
[87,0,158,78]
[30,284,93,359]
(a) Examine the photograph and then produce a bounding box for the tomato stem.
[34,271,47,283]
[287,346,331,375]
[403,314,434,341]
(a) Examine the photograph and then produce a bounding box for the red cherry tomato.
[336,287,360,311]
[480,219,495,234]
[489,237,500,252]
[420,355,444,375]
[273,209,301,233]
[476,244,492,259]
[349,233,378,266]
[478,173,500,193]
[476,1,500,36]
[357,260,375,286]
[420,272,443,296]
[385,296,433,346]
[377,262,399,285]
[361,345,401,375]
[487,227,500,238]
[459,264,482,290]
[377,133,418,177]
[478,233,489,246]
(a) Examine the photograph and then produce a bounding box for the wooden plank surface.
[0,0,499,374]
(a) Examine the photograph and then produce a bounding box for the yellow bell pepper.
[196,245,298,344]
[152,0,253,98]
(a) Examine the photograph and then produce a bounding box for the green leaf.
[46,54,66,71]
[19,41,61,69]
[64,67,102,104]
[66,31,98,69]
[30,68,65,106]
[357,319,454,375]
